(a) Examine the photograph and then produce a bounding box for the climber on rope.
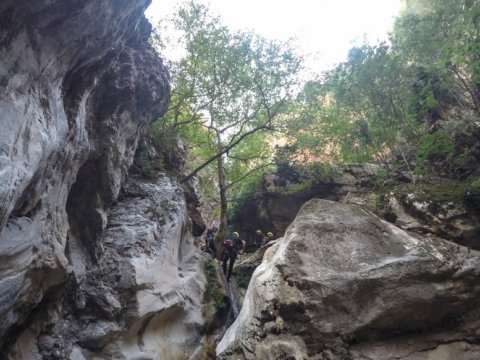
[255,229,265,249]
[204,226,218,258]
[221,231,244,282]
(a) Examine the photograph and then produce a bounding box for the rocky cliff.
[0,1,213,358]
[7,175,208,359]
[218,199,480,359]
[232,164,480,250]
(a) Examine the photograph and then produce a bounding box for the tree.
[154,1,302,249]
[393,0,480,115]
[276,0,480,178]
[280,41,420,172]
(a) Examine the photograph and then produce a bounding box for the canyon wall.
[0,1,211,358]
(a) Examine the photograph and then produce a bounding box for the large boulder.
[217,199,480,359]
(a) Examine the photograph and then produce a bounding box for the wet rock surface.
[218,199,480,359]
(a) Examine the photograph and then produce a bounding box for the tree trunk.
[214,131,228,259]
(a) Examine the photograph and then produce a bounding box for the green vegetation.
[148,0,480,233]
[407,182,471,203]
[361,177,477,217]
[152,1,301,242]
[377,179,473,206]
[204,259,226,309]
[132,145,165,180]
[372,168,390,185]
[416,129,455,166]
[278,0,480,178]
[235,267,253,289]
[469,179,480,195]
[279,180,314,195]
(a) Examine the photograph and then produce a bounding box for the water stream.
[216,268,243,342]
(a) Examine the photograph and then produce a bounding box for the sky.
[145,0,403,74]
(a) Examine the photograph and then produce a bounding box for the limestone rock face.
[0,0,170,354]
[6,175,208,359]
[383,191,480,249]
[217,199,480,359]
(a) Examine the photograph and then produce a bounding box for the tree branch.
[181,123,270,183]
[225,161,275,190]
[449,64,480,115]
[226,153,261,162]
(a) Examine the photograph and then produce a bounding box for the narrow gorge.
[1,1,480,360]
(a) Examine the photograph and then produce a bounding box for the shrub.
[469,178,480,194]
[372,167,389,184]
[204,259,226,309]
[236,267,253,289]
[133,146,165,180]
[416,129,455,165]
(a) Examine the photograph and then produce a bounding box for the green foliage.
[325,42,420,163]
[153,1,302,240]
[225,131,275,196]
[133,146,165,180]
[276,0,480,177]
[198,174,218,202]
[150,95,217,174]
[372,167,390,185]
[377,172,472,203]
[413,167,427,176]
[364,177,476,217]
[469,178,480,194]
[235,267,253,289]
[204,259,226,309]
[416,129,455,165]
[304,162,343,180]
[150,122,177,154]
[212,207,221,217]
[147,0,480,220]
[393,0,480,114]
[281,41,422,166]
[279,179,313,195]
[404,181,470,203]
[163,1,301,139]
